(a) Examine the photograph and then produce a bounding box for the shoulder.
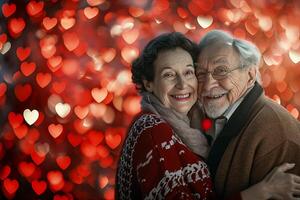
[245,95,300,144]
[251,95,300,131]
[131,112,174,136]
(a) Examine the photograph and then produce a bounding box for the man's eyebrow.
[212,57,229,64]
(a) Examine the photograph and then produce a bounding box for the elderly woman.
[116,32,300,200]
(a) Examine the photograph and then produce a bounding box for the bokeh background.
[0,0,300,199]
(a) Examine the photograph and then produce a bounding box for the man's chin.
[204,105,228,119]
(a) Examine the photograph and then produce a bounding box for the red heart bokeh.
[20,61,36,76]
[2,3,16,18]
[31,180,47,195]
[43,17,58,30]
[1,1,300,199]
[3,178,19,195]
[56,155,71,170]
[14,83,32,102]
[26,1,44,17]
[8,18,26,37]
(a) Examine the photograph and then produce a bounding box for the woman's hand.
[241,163,300,200]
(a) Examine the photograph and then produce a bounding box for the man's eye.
[185,70,195,76]
[214,67,228,75]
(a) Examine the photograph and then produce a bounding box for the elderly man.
[196,30,300,198]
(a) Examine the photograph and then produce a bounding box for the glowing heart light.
[16,47,31,61]
[8,112,23,128]
[97,145,109,158]
[83,7,99,19]
[8,18,26,37]
[245,19,259,35]
[98,176,109,189]
[0,42,11,55]
[26,1,44,17]
[36,72,52,88]
[55,102,71,118]
[2,3,16,18]
[23,109,39,125]
[63,32,80,51]
[0,82,7,97]
[0,33,7,44]
[87,130,104,146]
[13,124,28,139]
[53,194,70,200]
[47,170,64,191]
[74,106,89,119]
[60,17,76,30]
[91,87,108,103]
[67,133,82,147]
[197,15,213,28]
[42,17,58,30]
[47,56,62,72]
[122,29,139,44]
[102,48,116,63]
[31,150,46,165]
[0,165,11,180]
[289,50,300,64]
[18,161,36,177]
[51,81,66,94]
[3,178,19,195]
[87,0,105,6]
[1,0,300,199]
[31,180,47,195]
[105,132,121,149]
[20,61,36,77]
[121,46,139,64]
[14,83,32,102]
[48,124,63,138]
[56,155,71,170]
[80,141,97,158]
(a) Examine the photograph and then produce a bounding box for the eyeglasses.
[196,65,241,81]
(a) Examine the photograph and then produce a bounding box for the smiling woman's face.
[143,47,198,115]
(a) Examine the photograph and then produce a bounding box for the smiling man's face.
[196,43,255,118]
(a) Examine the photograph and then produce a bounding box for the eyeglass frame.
[195,64,243,81]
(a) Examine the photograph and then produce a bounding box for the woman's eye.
[163,73,174,78]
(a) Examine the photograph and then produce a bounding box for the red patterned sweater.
[116,112,215,199]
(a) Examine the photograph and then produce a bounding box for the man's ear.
[247,66,257,86]
[142,79,153,92]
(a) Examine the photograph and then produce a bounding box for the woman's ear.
[142,79,153,92]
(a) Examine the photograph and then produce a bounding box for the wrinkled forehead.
[197,43,239,66]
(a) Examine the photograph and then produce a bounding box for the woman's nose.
[175,75,187,89]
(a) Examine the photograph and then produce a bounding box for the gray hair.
[198,30,262,83]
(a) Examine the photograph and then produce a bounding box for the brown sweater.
[207,83,300,198]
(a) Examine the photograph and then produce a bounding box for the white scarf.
[140,92,209,158]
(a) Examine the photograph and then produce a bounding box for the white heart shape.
[197,15,213,29]
[289,50,300,64]
[55,102,71,118]
[0,42,11,55]
[23,109,39,125]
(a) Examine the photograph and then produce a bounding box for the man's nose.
[201,73,219,91]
